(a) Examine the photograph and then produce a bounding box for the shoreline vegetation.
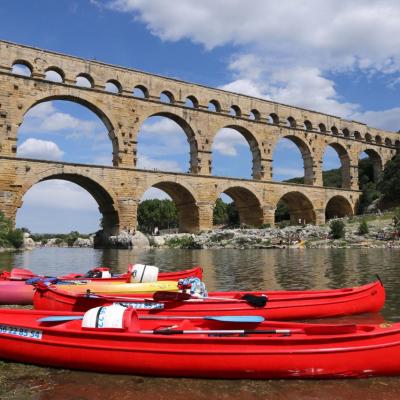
[3,210,400,251]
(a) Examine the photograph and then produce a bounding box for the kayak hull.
[33,280,385,320]
[0,267,202,305]
[0,266,202,282]
[0,308,399,379]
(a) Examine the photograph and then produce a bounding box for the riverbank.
[153,216,400,250]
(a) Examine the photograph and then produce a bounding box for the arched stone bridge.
[0,40,398,233]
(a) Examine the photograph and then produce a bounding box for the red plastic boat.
[0,266,203,305]
[0,265,202,282]
[0,307,399,379]
[33,279,385,320]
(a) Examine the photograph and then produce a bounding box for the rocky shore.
[11,215,400,251]
[152,217,400,250]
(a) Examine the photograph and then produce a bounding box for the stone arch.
[133,85,149,98]
[385,138,393,147]
[19,94,118,164]
[212,124,262,179]
[249,109,260,121]
[229,105,241,117]
[269,113,279,125]
[325,195,353,220]
[275,191,316,224]
[140,180,199,233]
[273,135,314,184]
[105,79,122,94]
[287,117,297,128]
[208,99,221,112]
[75,73,94,88]
[359,148,383,182]
[12,59,33,76]
[354,131,362,140]
[160,90,175,104]
[342,128,350,138]
[185,95,199,108]
[216,186,263,227]
[138,111,199,173]
[18,171,120,234]
[304,120,313,131]
[323,142,351,189]
[319,123,326,133]
[44,67,65,83]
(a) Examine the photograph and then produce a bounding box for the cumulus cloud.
[17,138,64,161]
[20,102,107,140]
[21,180,98,211]
[212,128,248,156]
[103,0,400,129]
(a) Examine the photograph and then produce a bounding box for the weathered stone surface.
[73,237,93,248]
[94,230,149,249]
[22,232,36,249]
[0,41,398,235]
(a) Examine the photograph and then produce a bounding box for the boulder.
[94,230,150,249]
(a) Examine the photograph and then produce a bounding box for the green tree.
[378,154,400,202]
[137,199,178,233]
[213,199,228,225]
[0,212,24,249]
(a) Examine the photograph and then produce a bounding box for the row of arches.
[9,60,399,149]
[16,98,390,189]
[16,174,354,234]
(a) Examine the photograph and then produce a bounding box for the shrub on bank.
[358,219,369,235]
[0,212,24,249]
[329,219,346,239]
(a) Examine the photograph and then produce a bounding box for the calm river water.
[0,247,400,399]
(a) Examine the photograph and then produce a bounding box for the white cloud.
[17,138,64,161]
[352,107,400,132]
[219,79,266,99]
[136,154,182,172]
[212,128,248,156]
[139,118,188,157]
[21,180,98,211]
[20,102,107,140]
[104,0,400,129]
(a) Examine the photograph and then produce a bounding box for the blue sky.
[2,1,400,233]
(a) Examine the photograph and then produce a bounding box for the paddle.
[144,324,357,336]
[153,291,268,307]
[38,315,265,324]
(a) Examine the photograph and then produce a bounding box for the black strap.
[95,307,104,327]
[139,265,147,283]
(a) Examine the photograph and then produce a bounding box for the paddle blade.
[241,294,268,308]
[205,316,264,323]
[38,315,83,323]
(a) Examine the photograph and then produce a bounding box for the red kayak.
[0,265,202,282]
[0,306,399,378]
[0,266,203,305]
[33,279,385,320]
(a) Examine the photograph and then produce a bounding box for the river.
[0,247,400,399]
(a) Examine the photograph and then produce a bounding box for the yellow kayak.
[54,280,179,295]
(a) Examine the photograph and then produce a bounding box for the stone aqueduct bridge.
[0,40,398,234]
